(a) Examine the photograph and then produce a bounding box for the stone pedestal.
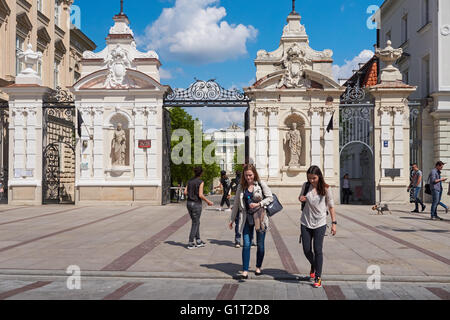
[3,85,50,205]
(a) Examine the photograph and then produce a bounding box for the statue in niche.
[111,123,127,166]
[284,122,302,167]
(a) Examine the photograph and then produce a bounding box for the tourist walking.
[184,167,214,249]
[342,174,351,204]
[219,171,232,212]
[299,166,337,288]
[408,164,426,213]
[428,161,447,221]
[229,164,274,279]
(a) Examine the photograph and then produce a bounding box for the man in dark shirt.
[220,171,231,211]
[429,161,447,221]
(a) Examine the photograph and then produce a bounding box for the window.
[37,0,44,13]
[422,0,430,26]
[54,60,60,89]
[385,30,391,43]
[15,36,25,76]
[403,69,409,84]
[422,56,430,96]
[55,0,60,26]
[401,14,408,44]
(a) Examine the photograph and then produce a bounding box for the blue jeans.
[413,187,424,211]
[242,222,266,272]
[431,190,440,218]
[438,190,448,210]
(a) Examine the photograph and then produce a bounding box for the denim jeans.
[242,222,266,272]
[438,190,448,210]
[187,201,202,243]
[413,187,424,211]
[431,190,440,218]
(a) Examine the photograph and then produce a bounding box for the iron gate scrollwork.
[0,101,8,203]
[42,87,76,204]
[339,78,376,205]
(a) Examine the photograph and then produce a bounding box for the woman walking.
[299,166,337,288]
[229,164,273,279]
[184,166,214,249]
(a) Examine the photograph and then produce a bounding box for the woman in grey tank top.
[184,167,213,249]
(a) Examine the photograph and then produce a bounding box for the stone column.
[393,106,405,177]
[79,106,93,179]
[380,106,393,178]
[147,106,158,180]
[310,106,322,167]
[93,106,104,180]
[134,106,146,180]
[4,86,49,205]
[268,107,279,178]
[323,106,334,178]
[255,107,268,177]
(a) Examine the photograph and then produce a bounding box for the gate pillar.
[369,41,416,204]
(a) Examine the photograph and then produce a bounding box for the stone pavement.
[0,198,448,300]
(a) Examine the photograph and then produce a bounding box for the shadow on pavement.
[207,239,235,247]
[164,241,187,249]
[200,262,307,283]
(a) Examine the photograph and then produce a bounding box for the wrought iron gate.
[339,82,376,205]
[163,79,251,205]
[0,101,8,204]
[42,87,76,204]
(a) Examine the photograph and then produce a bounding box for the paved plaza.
[0,197,448,300]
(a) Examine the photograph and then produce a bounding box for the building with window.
[204,124,246,174]
[0,0,96,101]
[379,0,450,202]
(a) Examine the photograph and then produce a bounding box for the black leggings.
[301,224,327,278]
[220,193,230,208]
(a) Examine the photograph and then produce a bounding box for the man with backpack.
[428,161,447,221]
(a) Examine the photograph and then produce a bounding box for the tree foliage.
[169,107,220,194]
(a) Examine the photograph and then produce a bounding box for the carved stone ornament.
[104,45,136,89]
[277,44,311,89]
[375,40,403,83]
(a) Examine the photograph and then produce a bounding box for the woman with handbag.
[229,164,273,279]
[299,166,337,288]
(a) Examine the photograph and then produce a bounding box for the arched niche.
[282,113,307,167]
[108,112,131,168]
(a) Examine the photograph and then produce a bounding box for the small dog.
[371,203,392,215]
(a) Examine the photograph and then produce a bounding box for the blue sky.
[75,0,384,130]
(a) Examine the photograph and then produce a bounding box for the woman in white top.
[299,166,337,288]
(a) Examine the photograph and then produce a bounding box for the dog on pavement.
[371,203,392,215]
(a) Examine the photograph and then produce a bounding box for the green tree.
[169,107,220,194]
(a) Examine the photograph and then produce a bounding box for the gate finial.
[292,0,296,13]
[120,0,124,14]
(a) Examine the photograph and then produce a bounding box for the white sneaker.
[225,208,232,213]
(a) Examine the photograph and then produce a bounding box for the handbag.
[260,184,283,217]
[425,184,431,195]
[266,194,283,217]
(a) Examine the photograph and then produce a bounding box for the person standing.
[184,167,214,249]
[299,166,337,288]
[409,164,426,213]
[229,164,273,279]
[220,171,232,212]
[342,174,351,205]
[428,161,447,221]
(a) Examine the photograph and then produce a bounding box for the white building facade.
[379,0,450,203]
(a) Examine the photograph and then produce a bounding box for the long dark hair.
[307,166,329,196]
[240,164,260,190]
[193,166,203,178]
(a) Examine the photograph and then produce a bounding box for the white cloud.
[137,0,258,65]
[186,107,246,130]
[332,50,374,83]
[159,67,173,79]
